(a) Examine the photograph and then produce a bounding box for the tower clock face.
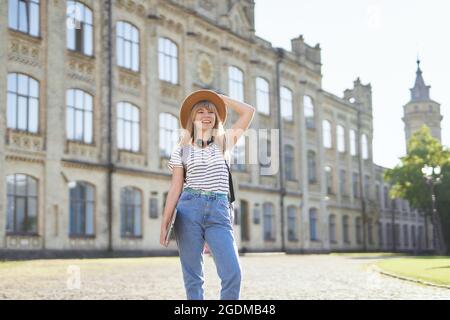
[197,53,214,86]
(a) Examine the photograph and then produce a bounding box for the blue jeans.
[174,187,242,300]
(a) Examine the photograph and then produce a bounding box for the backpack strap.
[223,135,235,204]
[180,144,190,183]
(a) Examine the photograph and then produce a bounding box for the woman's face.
[193,106,216,131]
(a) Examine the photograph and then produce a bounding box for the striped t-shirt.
[167,142,230,194]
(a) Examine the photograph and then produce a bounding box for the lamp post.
[421,165,447,255]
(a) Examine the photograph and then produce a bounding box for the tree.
[384,126,450,255]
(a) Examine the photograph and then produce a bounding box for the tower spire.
[410,58,431,102]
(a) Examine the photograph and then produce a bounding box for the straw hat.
[179,90,227,129]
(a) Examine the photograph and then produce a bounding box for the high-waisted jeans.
[174,187,242,300]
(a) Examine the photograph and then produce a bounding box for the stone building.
[0,0,432,257]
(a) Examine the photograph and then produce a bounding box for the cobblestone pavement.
[0,253,449,300]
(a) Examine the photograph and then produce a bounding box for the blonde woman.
[160,90,255,300]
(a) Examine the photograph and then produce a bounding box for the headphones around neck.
[195,136,214,148]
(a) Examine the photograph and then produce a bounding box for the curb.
[372,265,450,290]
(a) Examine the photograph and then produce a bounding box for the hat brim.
[179,90,227,129]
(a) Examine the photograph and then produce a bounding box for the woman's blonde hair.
[179,100,227,155]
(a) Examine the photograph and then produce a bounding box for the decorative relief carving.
[199,0,216,11]
[159,15,184,33]
[67,53,95,83]
[8,36,41,67]
[6,130,44,153]
[6,235,43,249]
[66,141,98,161]
[115,0,146,17]
[118,150,145,167]
[69,238,96,248]
[117,69,142,97]
[197,52,214,86]
[160,81,181,101]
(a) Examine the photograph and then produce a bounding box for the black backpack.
[180,137,235,204]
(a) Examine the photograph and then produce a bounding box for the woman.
[160,90,255,300]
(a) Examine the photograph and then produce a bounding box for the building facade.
[0,0,432,256]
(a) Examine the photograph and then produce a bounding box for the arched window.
[159,113,179,158]
[284,145,295,180]
[9,0,40,36]
[66,89,93,144]
[287,206,297,241]
[67,1,93,56]
[120,187,142,237]
[361,134,369,160]
[69,182,95,237]
[228,66,244,102]
[304,95,315,129]
[350,129,357,156]
[307,150,317,184]
[6,174,38,234]
[116,21,139,71]
[322,120,332,148]
[355,217,362,244]
[117,102,140,152]
[7,73,39,133]
[280,86,293,121]
[158,37,178,84]
[343,215,350,243]
[309,208,318,241]
[337,125,345,153]
[263,202,275,241]
[325,166,333,195]
[329,214,336,243]
[256,77,270,115]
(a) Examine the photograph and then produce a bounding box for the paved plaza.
[0,253,449,300]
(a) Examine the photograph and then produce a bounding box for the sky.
[255,0,449,169]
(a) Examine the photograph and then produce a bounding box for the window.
[67,1,93,56]
[353,173,359,198]
[287,206,297,241]
[285,145,295,181]
[304,95,315,129]
[395,224,400,246]
[329,214,336,243]
[8,0,40,37]
[375,183,381,204]
[378,222,383,246]
[69,182,95,237]
[256,77,270,115]
[116,21,139,71]
[350,129,357,156]
[343,216,350,243]
[386,223,392,246]
[280,87,293,121]
[364,175,370,198]
[158,37,178,84]
[383,186,390,209]
[309,208,318,241]
[263,203,275,241]
[322,120,332,149]
[325,166,333,195]
[411,225,416,248]
[228,66,244,101]
[356,217,362,244]
[339,169,346,196]
[6,174,38,234]
[368,218,373,244]
[337,125,345,153]
[117,102,140,152]
[120,187,142,238]
[307,151,317,184]
[403,224,409,248]
[7,73,39,133]
[259,138,271,168]
[232,136,246,171]
[159,113,179,158]
[361,134,369,160]
[66,89,93,144]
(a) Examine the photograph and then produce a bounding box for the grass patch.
[377,256,450,286]
[331,252,408,258]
